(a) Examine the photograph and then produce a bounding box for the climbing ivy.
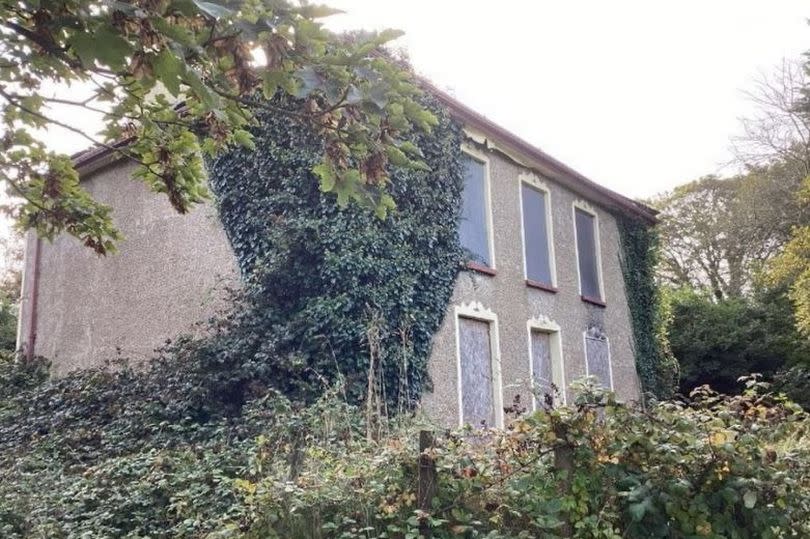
[616,214,678,399]
[205,94,465,408]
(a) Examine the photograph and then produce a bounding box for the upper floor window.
[459,151,494,269]
[520,177,555,288]
[573,204,604,303]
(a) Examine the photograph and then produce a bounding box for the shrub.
[1,353,808,538]
[773,364,810,410]
[668,286,810,395]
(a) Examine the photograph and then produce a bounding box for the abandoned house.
[16,85,657,429]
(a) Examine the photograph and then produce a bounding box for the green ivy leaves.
[206,94,465,408]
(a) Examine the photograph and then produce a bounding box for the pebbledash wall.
[16,90,656,428]
[421,135,640,428]
[17,160,240,374]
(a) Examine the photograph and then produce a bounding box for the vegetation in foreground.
[0,351,807,538]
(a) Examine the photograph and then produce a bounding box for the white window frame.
[526,316,567,409]
[461,145,496,270]
[454,301,503,428]
[518,172,557,287]
[572,200,606,302]
[582,328,614,390]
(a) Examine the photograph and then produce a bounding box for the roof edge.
[71,81,657,224]
[420,79,657,223]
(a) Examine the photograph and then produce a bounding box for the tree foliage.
[668,286,810,395]
[768,171,810,336]
[652,169,808,301]
[0,0,437,253]
[752,54,810,337]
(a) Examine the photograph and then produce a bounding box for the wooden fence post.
[553,423,574,537]
[417,430,437,538]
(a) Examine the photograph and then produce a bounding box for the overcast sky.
[33,1,810,201]
[325,0,809,199]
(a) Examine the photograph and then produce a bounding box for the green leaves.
[743,489,758,509]
[206,95,465,411]
[2,0,437,253]
[67,25,132,70]
[93,25,133,70]
[313,162,336,192]
[66,32,97,67]
[151,49,185,96]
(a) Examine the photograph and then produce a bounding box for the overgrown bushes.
[668,286,810,395]
[1,352,808,538]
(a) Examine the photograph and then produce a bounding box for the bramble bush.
[1,351,808,539]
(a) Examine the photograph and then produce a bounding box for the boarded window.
[575,208,601,300]
[585,331,611,389]
[530,330,554,408]
[458,317,495,427]
[521,184,553,285]
[459,155,491,267]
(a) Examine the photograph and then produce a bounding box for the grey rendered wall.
[18,141,640,423]
[18,161,239,375]
[421,146,641,428]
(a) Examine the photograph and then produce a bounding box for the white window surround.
[583,326,614,390]
[454,301,504,428]
[572,199,606,302]
[518,172,558,287]
[461,145,496,270]
[526,316,567,408]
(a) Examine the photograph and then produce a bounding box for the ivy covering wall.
[616,214,678,399]
[205,95,465,409]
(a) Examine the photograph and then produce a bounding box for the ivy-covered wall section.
[616,214,678,399]
[206,96,465,409]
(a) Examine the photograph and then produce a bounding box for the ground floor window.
[455,304,502,428]
[530,329,554,407]
[528,318,566,409]
[584,326,612,390]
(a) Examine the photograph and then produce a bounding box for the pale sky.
[16,0,810,202]
[325,0,810,199]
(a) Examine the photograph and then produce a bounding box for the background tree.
[656,57,810,397]
[0,0,436,254]
[652,167,807,301]
[767,55,810,338]
[731,58,810,176]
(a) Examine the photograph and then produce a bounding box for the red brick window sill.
[466,261,497,276]
[581,295,607,308]
[525,279,558,293]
